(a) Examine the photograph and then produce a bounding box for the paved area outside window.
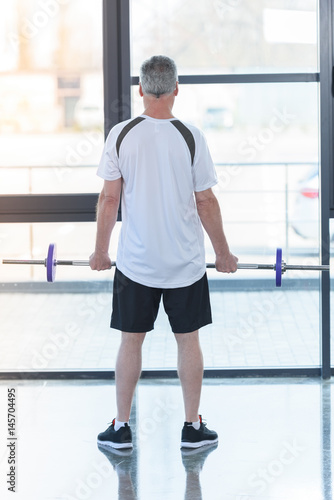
[0,288,320,371]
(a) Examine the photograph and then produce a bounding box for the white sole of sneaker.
[180,438,218,449]
[97,439,133,450]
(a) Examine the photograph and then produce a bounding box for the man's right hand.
[89,251,113,271]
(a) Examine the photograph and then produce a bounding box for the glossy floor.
[0,377,332,500]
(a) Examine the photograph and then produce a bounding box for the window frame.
[0,0,332,379]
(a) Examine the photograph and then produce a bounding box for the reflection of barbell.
[1,243,330,287]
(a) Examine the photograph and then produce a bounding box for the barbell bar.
[1,243,330,287]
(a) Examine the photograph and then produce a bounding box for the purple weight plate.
[46,243,57,282]
[275,248,282,287]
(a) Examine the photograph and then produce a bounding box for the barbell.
[1,242,330,287]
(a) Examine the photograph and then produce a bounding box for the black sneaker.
[181,415,218,449]
[97,419,133,450]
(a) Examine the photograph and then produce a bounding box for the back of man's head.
[140,55,178,99]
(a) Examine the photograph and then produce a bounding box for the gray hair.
[140,55,178,98]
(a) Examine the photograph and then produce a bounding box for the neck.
[142,95,175,119]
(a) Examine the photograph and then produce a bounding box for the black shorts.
[111,268,212,334]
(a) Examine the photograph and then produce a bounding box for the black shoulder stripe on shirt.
[116,116,146,157]
[170,120,195,166]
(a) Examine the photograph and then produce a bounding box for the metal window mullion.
[131,73,319,86]
[319,0,332,379]
[103,0,131,138]
[103,0,117,137]
[103,0,131,221]
[118,0,131,122]
[0,194,99,223]
[0,368,322,380]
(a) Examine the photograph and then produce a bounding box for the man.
[89,55,238,450]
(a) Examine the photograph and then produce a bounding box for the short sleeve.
[192,130,218,192]
[96,128,122,181]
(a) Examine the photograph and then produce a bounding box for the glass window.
[0,222,121,282]
[0,0,103,194]
[132,82,319,266]
[131,83,320,370]
[130,0,318,75]
[0,0,323,374]
[0,221,120,372]
[0,287,121,372]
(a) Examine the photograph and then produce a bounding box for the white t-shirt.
[97,115,217,288]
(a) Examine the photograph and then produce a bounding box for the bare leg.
[175,330,204,422]
[115,331,146,422]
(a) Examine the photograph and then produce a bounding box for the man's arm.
[89,178,122,271]
[195,188,238,273]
